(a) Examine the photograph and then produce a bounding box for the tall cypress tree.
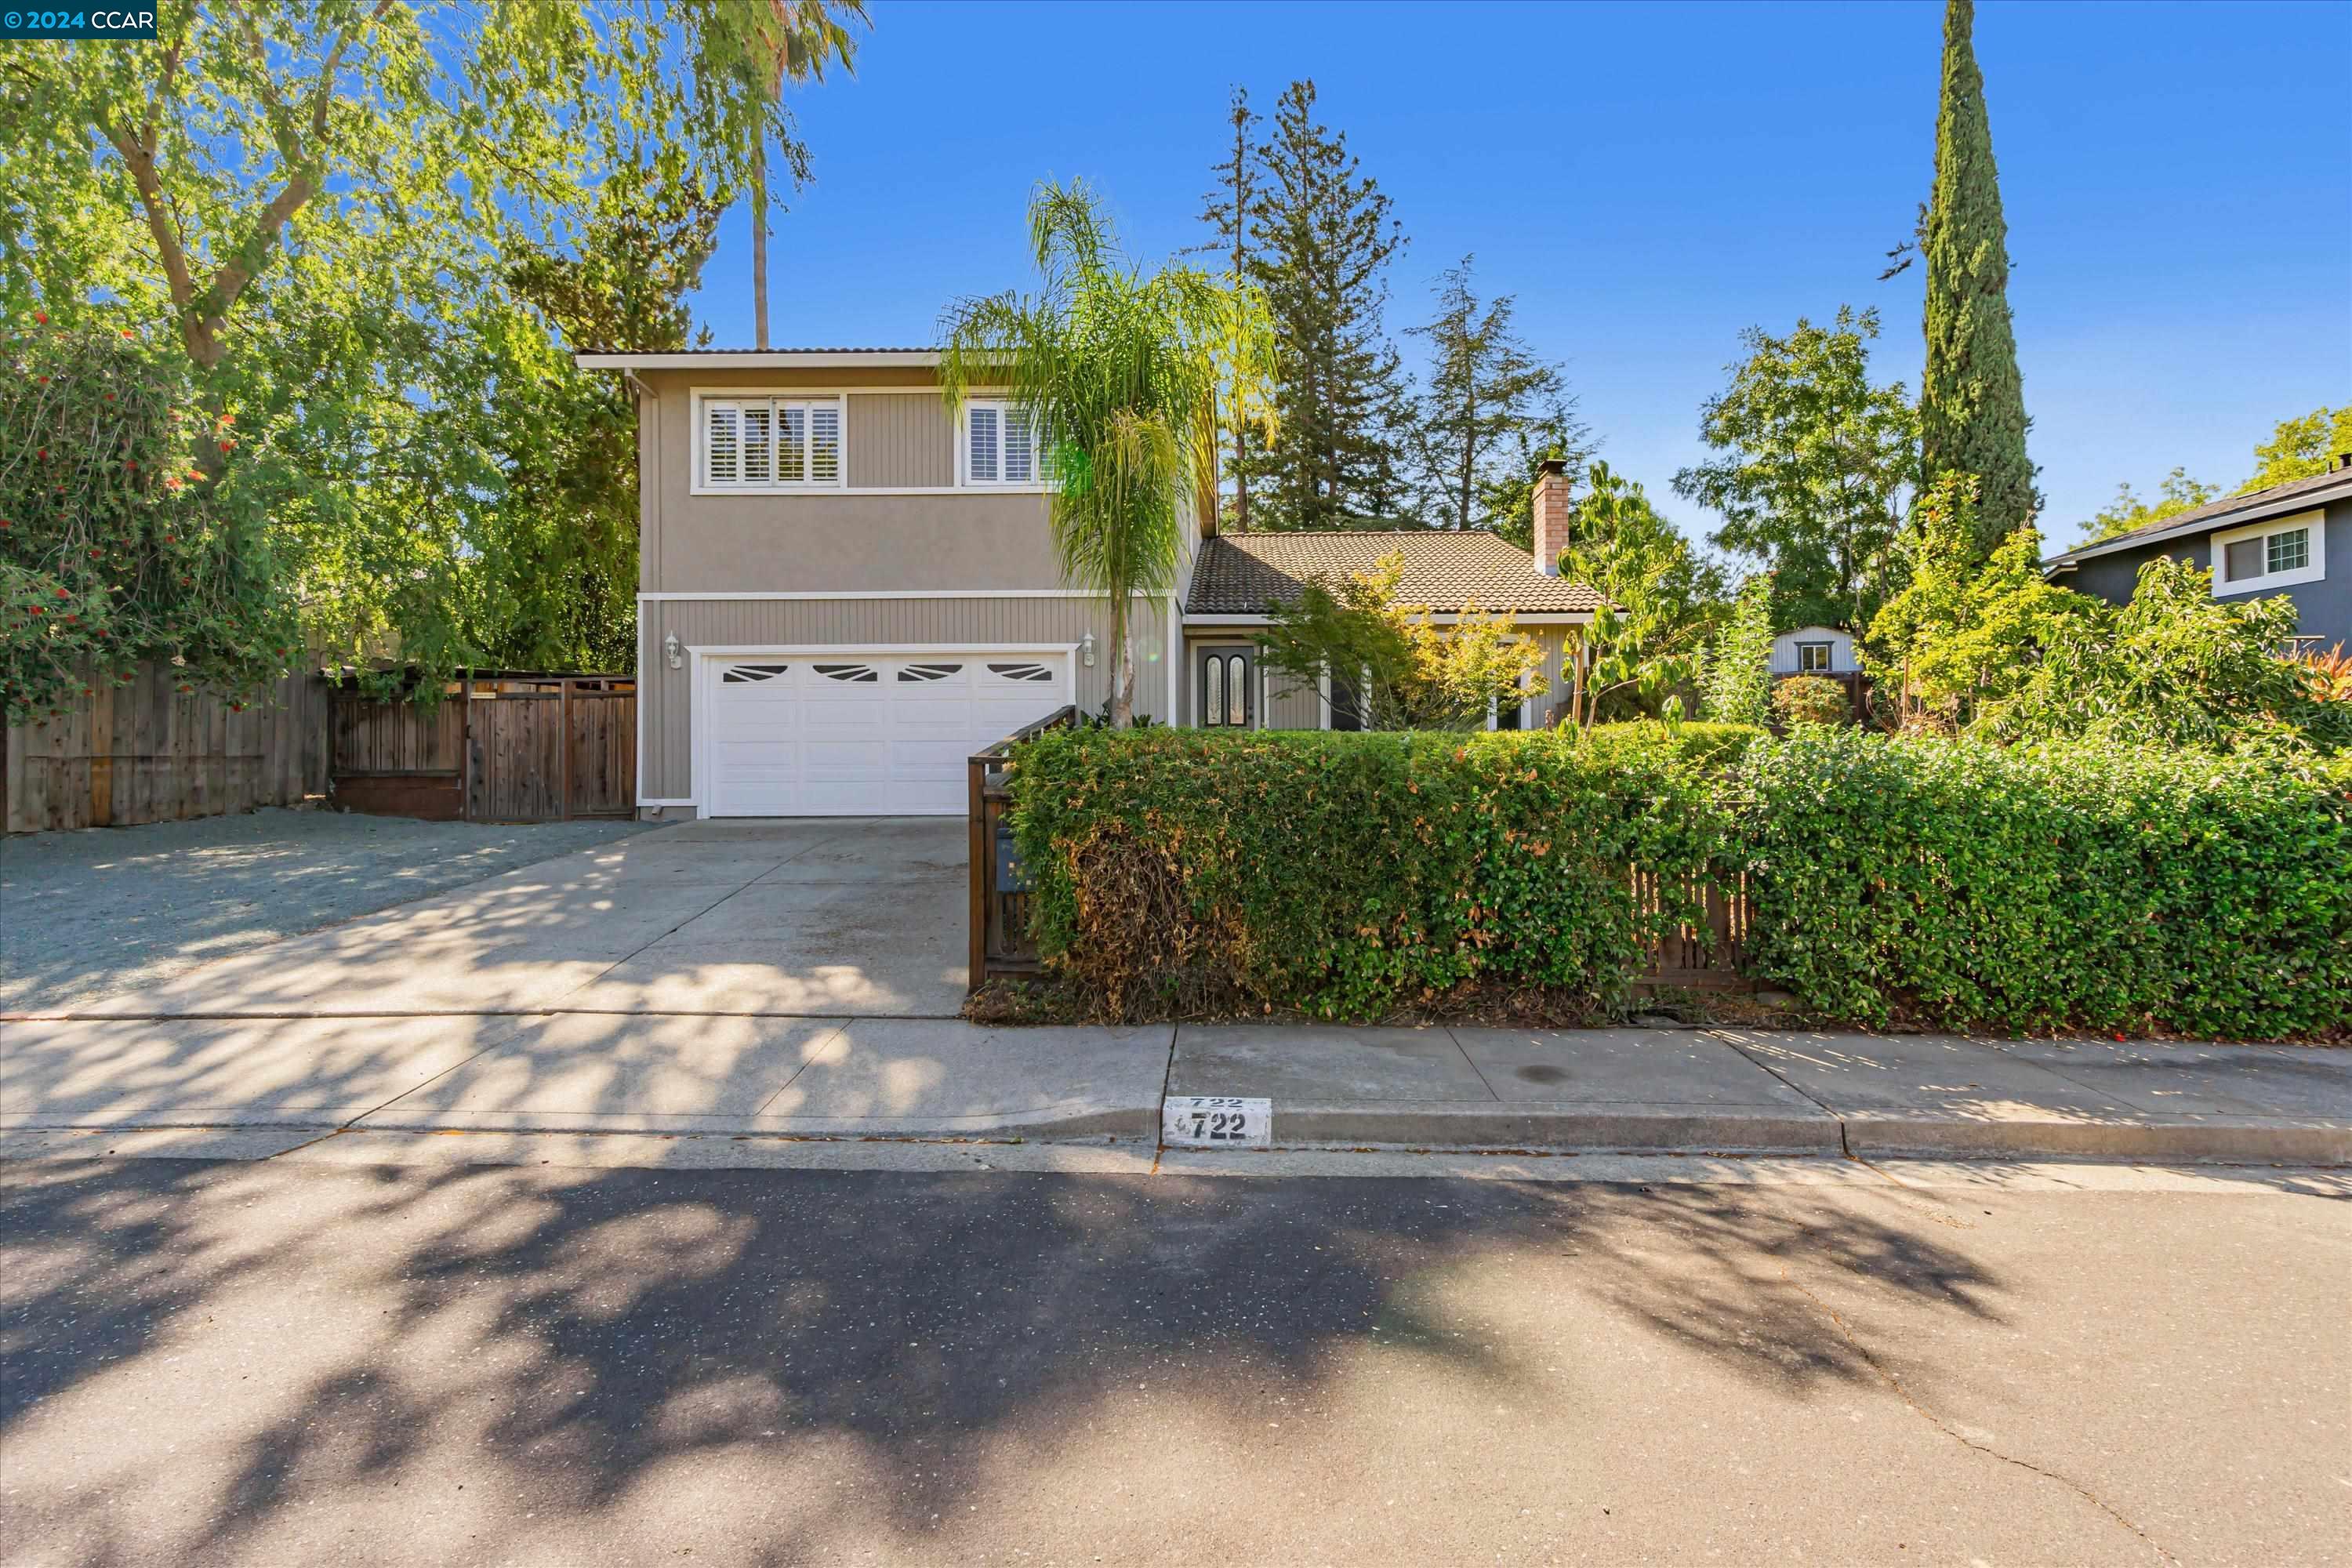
[1244,79,1410,531]
[1918,0,2038,557]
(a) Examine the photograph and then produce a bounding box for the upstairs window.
[2212,512,2323,595]
[964,399,1039,485]
[702,397,843,489]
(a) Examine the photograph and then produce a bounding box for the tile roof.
[1185,531,1604,616]
[2045,466,2352,566]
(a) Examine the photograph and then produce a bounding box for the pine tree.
[1918,0,2038,556]
[1406,255,1574,532]
[1245,80,1410,531]
[1198,87,1265,531]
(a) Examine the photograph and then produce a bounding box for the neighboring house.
[1768,625,1856,677]
[576,350,1600,819]
[2041,461,2352,647]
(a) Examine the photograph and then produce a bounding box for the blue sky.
[683,0,2352,547]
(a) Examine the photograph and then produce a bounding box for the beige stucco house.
[579,347,1600,819]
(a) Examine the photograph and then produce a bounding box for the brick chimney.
[1532,457,1572,575]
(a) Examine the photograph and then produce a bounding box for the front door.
[1196,645,1254,729]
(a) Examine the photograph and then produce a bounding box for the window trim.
[691,392,848,494]
[1795,641,1835,673]
[956,397,1051,492]
[2211,510,2325,596]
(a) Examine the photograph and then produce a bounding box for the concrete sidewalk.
[4,1012,2346,1165]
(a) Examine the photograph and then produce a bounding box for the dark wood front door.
[1196,646,1254,728]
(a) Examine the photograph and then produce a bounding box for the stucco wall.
[638,594,1180,801]
[2060,499,2349,644]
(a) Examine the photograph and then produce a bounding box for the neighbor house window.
[701,397,843,489]
[2212,512,2324,594]
[964,400,1039,485]
[1797,641,1834,673]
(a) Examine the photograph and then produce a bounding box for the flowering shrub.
[0,321,297,723]
[1770,674,1852,729]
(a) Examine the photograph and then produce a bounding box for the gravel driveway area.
[0,808,654,1014]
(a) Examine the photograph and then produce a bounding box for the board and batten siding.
[847,394,954,488]
[1769,626,1856,676]
[640,595,1180,801]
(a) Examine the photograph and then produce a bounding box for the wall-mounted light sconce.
[663,632,683,670]
[1079,631,1097,668]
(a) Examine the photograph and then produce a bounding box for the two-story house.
[579,348,1600,820]
[2041,460,2351,646]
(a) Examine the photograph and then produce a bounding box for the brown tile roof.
[1185,531,1604,616]
[2045,466,2352,566]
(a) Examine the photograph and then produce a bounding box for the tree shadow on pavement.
[0,1156,2007,1566]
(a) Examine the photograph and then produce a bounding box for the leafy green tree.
[486,166,726,672]
[1254,554,1544,731]
[0,3,772,684]
[2,322,299,723]
[1405,256,1576,532]
[1867,477,2094,730]
[1241,80,1411,530]
[2077,467,2218,543]
[1982,559,2346,753]
[940,183,1266,726]
[1916,0,2039,554]
[1672,307,1916,631]
[1557,464,1717,725]
[2241,405,2352,492]
[1699,574,1775,728]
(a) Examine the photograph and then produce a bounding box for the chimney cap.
[1537,457,1568,477]
[2335,450,2352,473]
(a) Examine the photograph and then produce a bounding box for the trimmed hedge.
[1736,729,2352,1040]
[1005,723,2352,1036]
[1005,728,1731,1021]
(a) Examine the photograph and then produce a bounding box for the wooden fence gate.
[329,673,633,825]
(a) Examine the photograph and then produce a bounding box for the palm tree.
[939,183,1272,725]
[719,1,866,350]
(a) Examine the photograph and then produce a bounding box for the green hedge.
[1005,727,1730,1021]
[1735,729,2352,1039]
[1004,723,2352,1037]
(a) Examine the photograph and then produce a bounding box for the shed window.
[1797,641,1834,673]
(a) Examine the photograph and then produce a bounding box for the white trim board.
[1181,611,1594,626]
[579,350,942,370]
[2211,509,2325,596]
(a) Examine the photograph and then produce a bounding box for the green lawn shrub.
[1736,728,2352,1039]
[1005,724,2352,1038]
[1770,675,1853,729]
[1004,727,1731,1022]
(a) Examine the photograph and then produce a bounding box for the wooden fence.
[968,704,1079,985]
[5,662,634,833]
[332,673,635,824]
[4,661,331,833]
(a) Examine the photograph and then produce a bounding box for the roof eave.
[573,349,942,370]
[2044,477,2351,568]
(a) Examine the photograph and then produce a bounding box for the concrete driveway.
[4,819,1192,1142]
[27,817,974,1020]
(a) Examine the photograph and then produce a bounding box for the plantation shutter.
[741,402,775,484]
[777,404,807,482]
[1003,405,1035,483]
[706,402,742,484]
[809,402,840,483]
[968,405,999,483]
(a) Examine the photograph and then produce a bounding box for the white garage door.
[705,652,1070,816]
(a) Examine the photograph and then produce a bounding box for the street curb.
[1258,1102,1842,1155]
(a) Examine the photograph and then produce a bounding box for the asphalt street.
[2,1150,2345,1566]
